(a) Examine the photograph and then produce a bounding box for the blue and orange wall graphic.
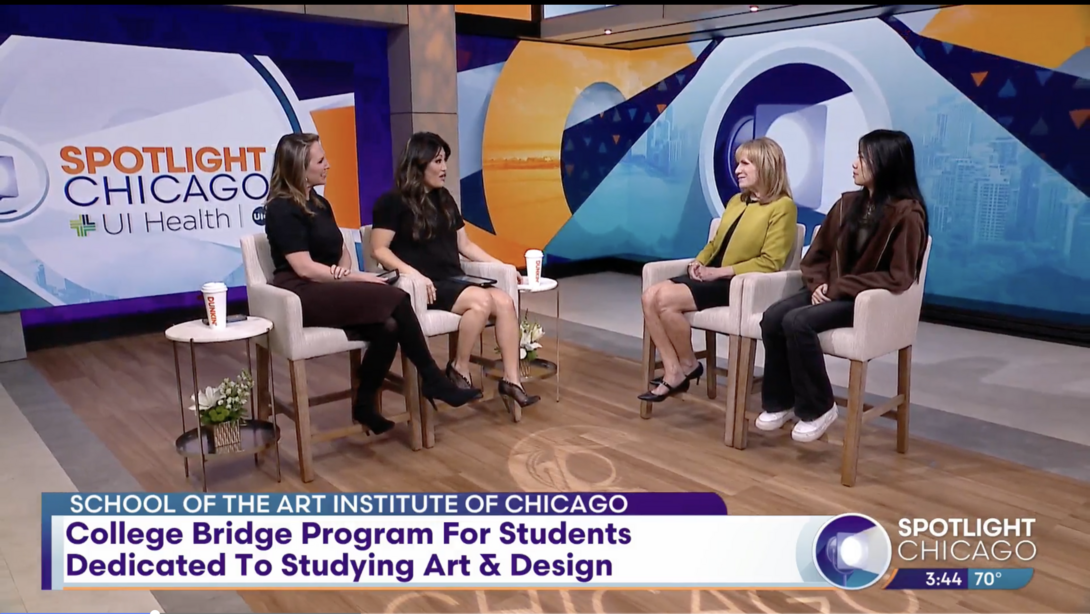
[456,6,1090,324]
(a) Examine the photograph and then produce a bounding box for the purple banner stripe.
[618,492,728,515]
[42,492,728,516]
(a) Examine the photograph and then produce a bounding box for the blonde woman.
[639,136,797,403]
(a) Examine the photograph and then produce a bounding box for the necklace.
[860,201,877,225]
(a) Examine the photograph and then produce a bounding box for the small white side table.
[165,316,279,491]
[517,277,560,403]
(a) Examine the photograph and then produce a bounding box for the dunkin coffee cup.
[201,282,228,329]
[525,250,544,287]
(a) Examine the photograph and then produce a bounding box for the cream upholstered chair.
[240,230,421,483]
[639,221,805,419]
[728,231,933,487]
[360,225,521,443]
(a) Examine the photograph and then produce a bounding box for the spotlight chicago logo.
[56,143,271,238]
[896,516,1038,564]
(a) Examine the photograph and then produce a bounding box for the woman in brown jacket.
[755,129,930,443]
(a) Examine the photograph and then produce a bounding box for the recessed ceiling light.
[749,5,760,11]
[604,28,612,34]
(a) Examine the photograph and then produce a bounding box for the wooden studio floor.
[28,330,1090,614]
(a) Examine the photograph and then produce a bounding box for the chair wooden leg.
[256,344,271,422]
[705,331,717,399]
[733,338,757,449]
[254,344,272,467]
[403,355,431,449]
[841,359,868,487]
[896,346,911,454]
[349,349,361,407]
[405,359,423,452]
[640,326,656,419]
[723,335,741,446]
[288,359,315,483]
[474,331,496,401]
[448,331,459,365]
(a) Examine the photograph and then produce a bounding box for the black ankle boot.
[422,370,482,409]
[498,379,540,408]
[445,361,475,390]
[352,391,395,435]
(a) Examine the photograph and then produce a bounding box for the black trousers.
[759,289,854,420]
[348,295,443,408]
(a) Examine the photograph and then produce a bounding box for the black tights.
[348,295,443,407]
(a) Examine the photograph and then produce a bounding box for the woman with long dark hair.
[370,132,541,414]
[263,133,481,435]
[755,129,930,442]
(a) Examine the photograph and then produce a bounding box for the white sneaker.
[791,405,839,442]
[755,409,795,431]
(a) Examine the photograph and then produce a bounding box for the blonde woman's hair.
[267,132,323,215]
[734,137,792,203]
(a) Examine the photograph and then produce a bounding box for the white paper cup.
[201,282,228,329]
[525,250,544,287]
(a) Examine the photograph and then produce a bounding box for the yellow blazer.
[694,194,797,275]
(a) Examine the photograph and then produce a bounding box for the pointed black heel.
[422,373,482,410]
[498,379,540,423]
[650,362,704,387]
[498,380,540,408]
[637,376,691,403]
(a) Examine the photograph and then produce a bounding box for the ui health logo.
[69,214,96,237]
[0,130,51,225]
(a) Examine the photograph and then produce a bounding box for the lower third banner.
[42,492,893,591]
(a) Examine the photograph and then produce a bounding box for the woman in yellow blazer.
[640,136,797,402]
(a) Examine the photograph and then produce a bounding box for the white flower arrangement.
[518,319,544,362]
[188,370,253,426]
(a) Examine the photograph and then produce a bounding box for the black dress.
[372,189,474,313]
[669,210,746,312]
[264,193,406,329]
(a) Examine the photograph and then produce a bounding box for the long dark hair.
[267,132,324,215]
[395,132,458,241]
[846,129,929,238]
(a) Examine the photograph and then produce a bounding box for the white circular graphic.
[698,40,893,217]
[812,513,893,591]
[0,129,50,224]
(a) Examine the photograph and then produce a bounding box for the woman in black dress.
[263,133,481,435]
[370,132,540,412]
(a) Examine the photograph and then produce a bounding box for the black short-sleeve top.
[264,193,344,275]
[371,189,465,281]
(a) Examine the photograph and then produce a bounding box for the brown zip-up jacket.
[800,190,929,301]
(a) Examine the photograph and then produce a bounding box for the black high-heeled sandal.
[445,361,476,390]
[650,362,704,386]
[637,376,691,403]
[498,379,540,422]
[351,391,395,435]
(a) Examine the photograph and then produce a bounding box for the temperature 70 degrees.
[969,568,1034,590]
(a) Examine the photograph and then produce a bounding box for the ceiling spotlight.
[604,28,612,34]
[749,5,759,11]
